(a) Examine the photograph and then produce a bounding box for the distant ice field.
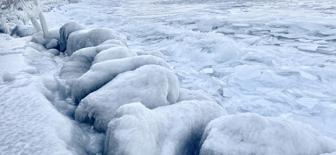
[45,0,336,138]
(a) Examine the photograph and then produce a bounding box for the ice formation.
[200,113,336,155]
[59,22,84,52]
[75,65,180,131]
[71,55,169,103]
[66,28,125,55]
[104,100,225,155]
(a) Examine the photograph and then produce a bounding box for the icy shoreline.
[1,0,336,154]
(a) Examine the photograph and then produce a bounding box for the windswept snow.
[0,35,103,155]
[0,80,85,155]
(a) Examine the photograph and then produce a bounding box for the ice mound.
[11,25,36,37]
[66,28,125,55]
[93,46,136,64]
[59,47,98,79]
[74,65,179,131]
[59,22,84,52]
[59,39,129,79]
[200,113,336,155]
[104,100,225,155]
[71,55,169,103]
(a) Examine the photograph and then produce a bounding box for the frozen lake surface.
[45,0,336,138]
[1,0,336,154]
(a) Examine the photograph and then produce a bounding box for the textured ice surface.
[59,39,128,79]
[71,55,169,103]
[105,100,225,155]
[178,88,214,102]
[11,25,36,37]
[59,22,84,52]
[66,28,125,55]
[47,0,335,140]
[2,0,336,154]
[75,65,180,131]
[93,46,136,64]
[200,113,336,155]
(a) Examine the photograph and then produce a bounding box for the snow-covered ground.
[1,0,336,154]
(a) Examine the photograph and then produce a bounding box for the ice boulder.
[104,100,225,155]
[66,28,124,55]
[59,22,83,52]
[10,25,36,37]
[31,32,48,45]
[59,47,98,79]
[74,65,180,131]
[31,29,61,46]
[71,55,169,103]
[59,40,129,79]
[200,113,336,155]
[45,39,59,49]
[93,46,136,64]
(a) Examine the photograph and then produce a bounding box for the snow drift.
[200,113,336,155]
[71,55,169,103]
[74,65,180,131]
[104,100,225,155]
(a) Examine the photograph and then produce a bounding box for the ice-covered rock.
[10,25,36,37]
[59,40,128,79]
[45,39,59,49]
[71,55,169,103]
[31,29,61,46]
[74,65,179,131]
[46,29,61,41]
[104,100,225,155]
[31,32,48,45]
[200,113,336,155]
[93,46,136,64]
[59,47,97,79]
[59,22,83,52]
[47,49,60,56]
[66,28,124,55]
